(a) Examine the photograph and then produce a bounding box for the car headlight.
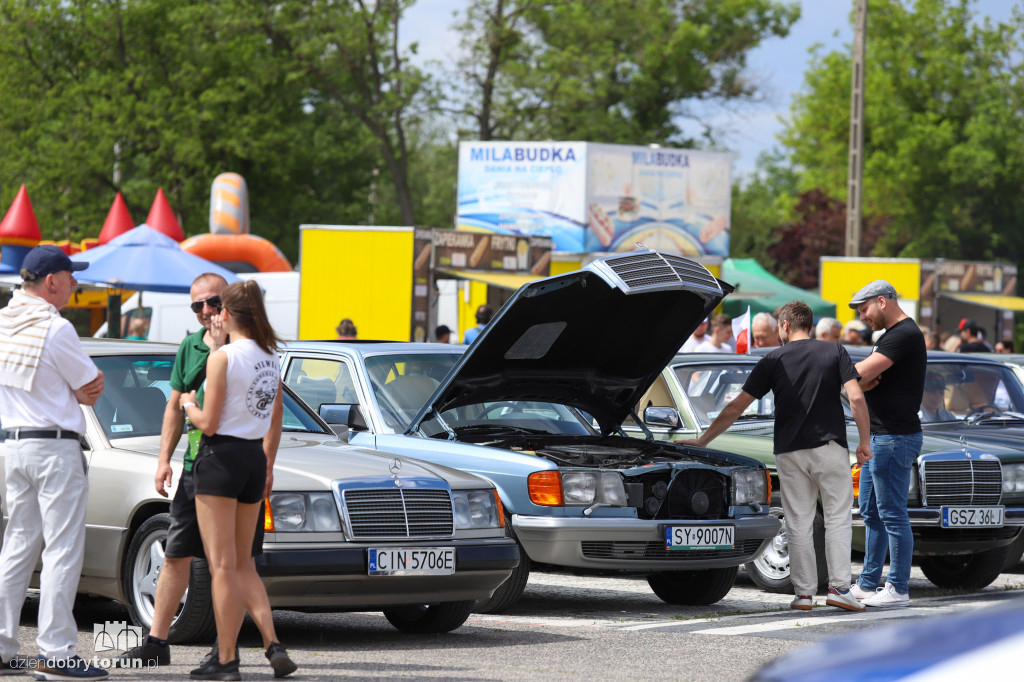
[1002,463,1024,494]
[732,468,768,505]
[527,471,627,507]
[267,492,341,532]
[451,490,502,529]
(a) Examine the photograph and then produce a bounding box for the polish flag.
[732,306,752,354]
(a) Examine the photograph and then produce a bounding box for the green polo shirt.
[171,329,210,470]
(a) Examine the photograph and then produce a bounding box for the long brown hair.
[221,280,281,354]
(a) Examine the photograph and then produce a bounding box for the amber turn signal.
[494,489,506,526]
[264,497,275,532]
[851,465,861,502]
[528,471,563,506]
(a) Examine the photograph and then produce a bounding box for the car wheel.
[920,545,1013,590]
[744,506,828,594]
[1001,529,1024,572]
[122,514,216,643]
[382,601,475,634]
[647,565,738,605]
[474,543,531,614]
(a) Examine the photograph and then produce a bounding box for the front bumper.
[511,514,780,571]
[255,538,519,608]
[852,505,1024,555]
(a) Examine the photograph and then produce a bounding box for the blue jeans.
[857,432,922,595]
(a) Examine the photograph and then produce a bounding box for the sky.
[402,0,1017,179]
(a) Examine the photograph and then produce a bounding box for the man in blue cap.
[0,245,108,679]
[848,280,926,608]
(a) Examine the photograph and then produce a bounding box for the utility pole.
[846,0,867,257]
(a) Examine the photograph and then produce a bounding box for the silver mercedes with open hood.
[281,251,779,613]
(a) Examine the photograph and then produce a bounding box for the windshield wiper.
[450,423,551,436]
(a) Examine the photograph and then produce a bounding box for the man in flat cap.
[0,245,107,678]
[847,280,926,609]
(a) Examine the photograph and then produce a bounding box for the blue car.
[281,251,778,612]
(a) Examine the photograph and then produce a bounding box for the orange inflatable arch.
[180,233,291,273]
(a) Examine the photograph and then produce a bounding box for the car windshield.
[364,353,461,431]
[671,363,775,427]
[920,361,1024,423]
[91,355,327,440]
[420,400,597,439]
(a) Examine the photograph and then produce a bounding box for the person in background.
[435,324,451,344]
[848,280,926,609]
[920,327,938,350]
[0,245,107,679]
[942,332,962,352]
[179,281,294,680]
[680,301,871,613]
[336,318,358,340]
[957,318,992,352]
[125,317,149,340]
[919,372,956,423]
[995,338,1014,354]
[842,319,869,346]
[681,317,710,352]
[815,317,843,342]
[462,305,493,344]
[751,312,780,348]
[694,314,734,353]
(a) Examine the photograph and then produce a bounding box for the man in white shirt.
[680,317,710,352]
[694,314,735,353]
[0,245,106,679]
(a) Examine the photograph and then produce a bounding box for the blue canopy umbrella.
[70,224,240,293]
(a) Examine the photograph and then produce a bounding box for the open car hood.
[409,250,731,435]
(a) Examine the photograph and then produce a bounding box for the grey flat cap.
[849,280,898,308]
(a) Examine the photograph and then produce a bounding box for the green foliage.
[453,0,800,144]
[782,0,1024,263]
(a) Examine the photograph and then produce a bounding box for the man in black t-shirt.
[956,318,992,353]
[682,301,872,613]
[848,280,926,609]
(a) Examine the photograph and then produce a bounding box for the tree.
[451,0,801,144]
[781,0,1024,262]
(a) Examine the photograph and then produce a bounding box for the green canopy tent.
[720,258,836,318]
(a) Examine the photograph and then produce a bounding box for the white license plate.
[665,525,734,550]
[941,506,1004,528]
[368,547,455,576]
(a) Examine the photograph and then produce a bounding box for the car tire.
[920,545,1013,590]
[474,543,531,614]
[122,514,216,643]
[1001,529,1024,572]
[382,601,475,634]
[744,506,828,594]
[647,565,738,605]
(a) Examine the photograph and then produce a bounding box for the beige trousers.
[775,441,855,596]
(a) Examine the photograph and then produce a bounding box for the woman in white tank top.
[178,280,294,680]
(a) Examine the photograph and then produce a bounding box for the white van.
[95,271,299,342]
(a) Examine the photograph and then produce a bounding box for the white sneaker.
[863,582,910,608]
[849,583,877,601]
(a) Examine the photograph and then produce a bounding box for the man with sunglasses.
[117,273,292,676]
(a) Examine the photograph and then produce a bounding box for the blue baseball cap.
[21,245,88,280]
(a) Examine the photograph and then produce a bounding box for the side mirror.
[644,406,681,428]
[319,404,369,435]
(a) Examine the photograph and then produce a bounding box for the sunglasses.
[190,296,222,313]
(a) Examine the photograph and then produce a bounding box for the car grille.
[342,489,454,539]
[920,456,1002,506]
[590,251,723,296]
[580,539,763,561]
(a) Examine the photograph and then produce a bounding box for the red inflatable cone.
[146,187,185,242]
[98,192,135,244]
[0,184,43,244]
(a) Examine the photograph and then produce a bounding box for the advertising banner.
[456,141,731,256]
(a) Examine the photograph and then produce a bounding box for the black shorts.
[193,434,267,504]
[165,471,265,559]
